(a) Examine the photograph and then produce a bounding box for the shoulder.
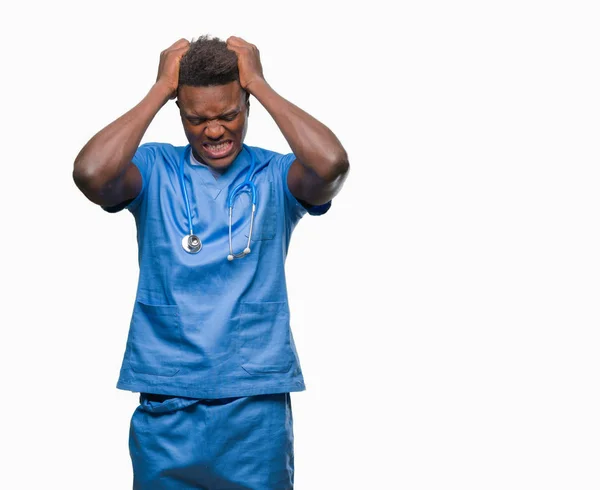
[132,142,187,172]
[135,142,184,159]
[245,145,283,162]
[244,145,294,175]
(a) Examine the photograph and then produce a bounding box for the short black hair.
[179,35,239,87]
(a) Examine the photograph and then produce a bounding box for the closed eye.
[187,118,205,126]
[185,111,239,125]
[220,113,239,122]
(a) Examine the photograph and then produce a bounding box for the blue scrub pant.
[129,392,294,489]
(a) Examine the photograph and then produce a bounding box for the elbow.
[320,150,350,184]
[73,159,98,193]
[72,158,111,201]
[335,153,350,178]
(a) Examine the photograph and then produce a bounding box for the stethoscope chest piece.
[182,234,202,254]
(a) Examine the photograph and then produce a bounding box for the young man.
[73,35,349,489]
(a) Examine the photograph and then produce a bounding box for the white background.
[1,0,599,488]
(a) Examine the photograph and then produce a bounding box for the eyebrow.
[183,108,241,120]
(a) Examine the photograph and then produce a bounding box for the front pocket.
[128,302,182,377]
[237,302,294,375]
[138,393,200,414]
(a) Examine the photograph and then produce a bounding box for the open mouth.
[203,140,234,159]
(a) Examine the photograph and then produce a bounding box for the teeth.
[206,142,230,152]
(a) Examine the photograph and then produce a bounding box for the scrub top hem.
[116,379,306,399]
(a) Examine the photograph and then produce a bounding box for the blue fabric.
[110,143,331,399]
[130,392,294,489]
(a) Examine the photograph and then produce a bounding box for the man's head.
[176,35,249,172]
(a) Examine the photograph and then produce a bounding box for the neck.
[190,149,226,178]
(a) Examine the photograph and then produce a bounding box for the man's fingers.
[227,44,256,55]
[227,36,251,48]
[164,38,190,53]
[174,45,190,55]
[163,44,190,62]
[171,38,190,48]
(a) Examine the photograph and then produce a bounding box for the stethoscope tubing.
[179,146,195,236]
[178,144,257,259]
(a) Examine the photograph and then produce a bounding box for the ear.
[245,92,250,117]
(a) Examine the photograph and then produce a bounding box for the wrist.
[244,78,270,97]
[150,81,176,103]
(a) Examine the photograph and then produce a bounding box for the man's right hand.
[73,38,190,208]
[155,38,190,99]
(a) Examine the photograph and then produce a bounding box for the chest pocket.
[234,180,276,241]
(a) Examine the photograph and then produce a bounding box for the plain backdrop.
[1,0,599,488]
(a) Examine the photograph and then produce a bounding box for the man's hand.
[156,38,190,100]
[226,36,265,93]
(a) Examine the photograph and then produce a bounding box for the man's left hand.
[226,36,265,93]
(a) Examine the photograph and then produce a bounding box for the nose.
[205,120,225,140]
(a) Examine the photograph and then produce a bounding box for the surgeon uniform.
[105,142,330,489]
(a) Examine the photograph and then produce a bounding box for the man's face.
[177,81,248,172]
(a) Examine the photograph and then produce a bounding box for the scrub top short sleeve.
[102,143,158,214]
[272,152,332,220]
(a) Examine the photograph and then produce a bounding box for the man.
[73,35,349,489]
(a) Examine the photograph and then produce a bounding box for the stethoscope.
[178,144,257,261]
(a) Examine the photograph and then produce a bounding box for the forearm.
[248,80,349,182]
[73,82,171,193]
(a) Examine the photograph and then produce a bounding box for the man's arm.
[226,37,349,207]
[72,39,190,207]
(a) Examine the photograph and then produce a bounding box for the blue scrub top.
[106,143,330,398]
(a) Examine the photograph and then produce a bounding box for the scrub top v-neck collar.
[185,146,250,200]
[189,150,222,180]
